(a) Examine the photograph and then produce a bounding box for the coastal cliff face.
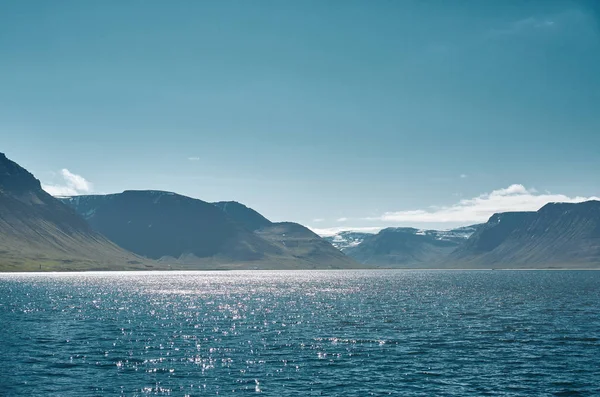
[327,201,600,269]
[448,201,600,268]
[0,153,145,271]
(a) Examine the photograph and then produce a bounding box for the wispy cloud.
[42,169,93,197]
[336,217,348,222]
[188,157,200,161]
[460,174,468,179]
[372,184,599,224]
[312,218,325,223]
[489,16,557,37]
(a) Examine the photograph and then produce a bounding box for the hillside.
[61,192,284,265]
[62,193,362,269]
[0,153,148,271]
[448,201,600,268]
[341,227,473,268]
[324,226,480,268]
[210,201,362,268]
[212,201,272,231]
[256,222,364,269]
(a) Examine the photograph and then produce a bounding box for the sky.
[1,0,600,235]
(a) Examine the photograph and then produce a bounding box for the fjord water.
[1,271,599,396]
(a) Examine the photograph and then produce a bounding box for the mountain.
[329,225,481,268]
[255,222,363,269]
[324,231,372,251]
[61,192,283,265]
[212,201,271,231]
[62,194,362,269]
[0,153,147,271]
[448,201,600,268]
[324,225,481,252]
[210,200,363,268]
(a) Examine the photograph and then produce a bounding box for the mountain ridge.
[0,153,150,271]
[324,225,481,268]
[61,191,363,269]
[447,200,600,268]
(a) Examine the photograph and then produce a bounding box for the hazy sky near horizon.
[2,0,600,234]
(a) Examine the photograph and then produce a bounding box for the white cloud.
[336,217,348,222]
[460,174,468,179]
[373,184,599,224]
[309,226,383,237]
[490,16,557,37]
[42,169,93,197]
[312,218,325,223]
[188,157,200,161]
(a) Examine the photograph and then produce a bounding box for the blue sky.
[2,0,599,234]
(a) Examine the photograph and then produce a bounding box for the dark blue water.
[1,270,599,396]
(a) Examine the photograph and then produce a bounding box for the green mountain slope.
[256,222,365,269]
[448,201,600,268]
[0,153,149,271]
[62,192,283,264]
[62,193,363,269]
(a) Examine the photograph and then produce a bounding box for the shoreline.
[1,267,600,275]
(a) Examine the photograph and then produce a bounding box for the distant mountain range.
[325,225,481,268]
[60,193,361,269]
[1,152,599,270]
[326,203,600,269]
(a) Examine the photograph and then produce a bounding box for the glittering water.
[0,270,599,396]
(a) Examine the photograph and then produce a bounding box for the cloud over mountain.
[42,169,93,197]
[376,184,599,224]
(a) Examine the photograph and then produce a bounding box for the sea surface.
[0,270,599,396]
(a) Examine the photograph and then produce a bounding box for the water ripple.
[0,270,599,396]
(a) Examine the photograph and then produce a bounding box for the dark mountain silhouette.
[62,193,362,269]
[61,192,283,264]
[341,226,480,268]
[212,201,272,231]
[448,201,600,268]
[255,222,362,268]
[210,201,362,268]
[0,153,147,271]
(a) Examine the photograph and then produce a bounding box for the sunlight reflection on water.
[1,270,599,396]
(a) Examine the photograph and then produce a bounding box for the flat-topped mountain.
[0,153,146,271]
[449,201,600,268]
[340,226,479,268]
[62,193,362,269]
[61,192,282,264]
[324,226,480,268]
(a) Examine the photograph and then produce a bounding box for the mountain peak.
[0,152,42,193]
